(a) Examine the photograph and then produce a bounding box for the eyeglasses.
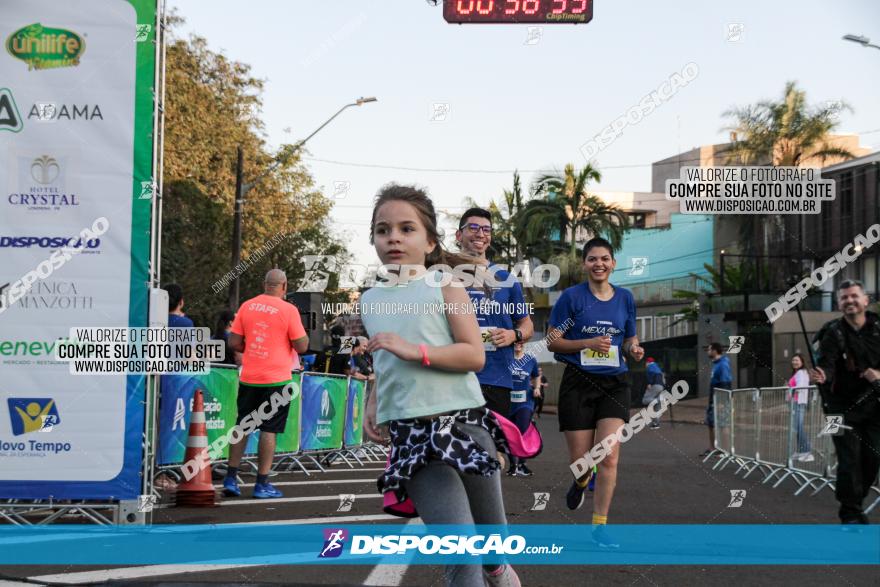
[463,223,492,235]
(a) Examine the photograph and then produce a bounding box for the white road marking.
[24,515,419,585]
[218,494,381,506]
[212,478,377,488]
[363,519,421,586]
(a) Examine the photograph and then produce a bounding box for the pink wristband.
[419,344,430,367]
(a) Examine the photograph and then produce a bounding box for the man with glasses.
[810,279,880,525]
[456,208,534,417]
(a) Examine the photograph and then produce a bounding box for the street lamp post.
[227,97,377,310]
[843,34,880,51]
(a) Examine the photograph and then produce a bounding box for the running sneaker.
[566,480,586,510]
[483,564,521,587]
[222,476,241,497]
[797,453,815,463]
[506,464,519,477]
[253,482,283,499]
[588,471,596,492]
[592,525,620,549]
[518,464,533,477]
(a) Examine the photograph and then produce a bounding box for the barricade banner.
[200,367,240,460]
[0,0,156,499]
[344,378,366,447]
[158,368,303,465]
[157,374,199,465]
[301,373,347,451]
[275,371,303,453]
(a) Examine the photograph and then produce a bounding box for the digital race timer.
[443,0,593,24]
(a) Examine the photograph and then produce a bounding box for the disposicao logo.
[6,23,85,71]
[7,398,60,435]
[318,528,347,558]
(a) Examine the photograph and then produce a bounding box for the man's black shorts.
[480,384,511,416]
[557,364,631,431]
[235,382,291,433]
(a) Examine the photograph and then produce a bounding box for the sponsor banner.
[0,0,156,499]
[157,369,303,465]
[276,371,302,453]
[344,378,365,447]
[0,525,876,565]
[301,373,347,451]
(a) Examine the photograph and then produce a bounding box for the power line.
[301,143,880,176]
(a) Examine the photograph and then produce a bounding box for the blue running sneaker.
[253,482,283,499]
[592,525,620,549]
[222,476,241,497]
[566,480,586,510]
[588,468,597,492]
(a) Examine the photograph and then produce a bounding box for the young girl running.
[547,237,644,549]
[361,184,520,587]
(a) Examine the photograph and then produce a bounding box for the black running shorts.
[557,364,631,431]
[235,382,291,434]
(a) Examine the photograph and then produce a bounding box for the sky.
[169,0,880,266]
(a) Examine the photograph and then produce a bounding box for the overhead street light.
[228,97,378,309]
[843,34,880,51]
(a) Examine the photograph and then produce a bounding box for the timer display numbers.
[444,0,593,24]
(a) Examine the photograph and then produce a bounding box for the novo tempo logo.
[7,397,60,435]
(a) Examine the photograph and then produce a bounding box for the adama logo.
[318,528,347,558]
[6,23,85,71]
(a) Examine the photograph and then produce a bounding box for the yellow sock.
[592,513,607,526]
[576,475,590,488]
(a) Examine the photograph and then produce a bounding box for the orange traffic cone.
[175,389,217,507]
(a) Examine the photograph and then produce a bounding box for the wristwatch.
[514,329,523,343]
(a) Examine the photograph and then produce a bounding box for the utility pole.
[228,146,244,310]
[226,97,377,310]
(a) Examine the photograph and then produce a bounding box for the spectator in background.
[212,310,242,366]
[644,358,665,429]
[164,283,194,327]
[349,338,375,382]
[789,353,812,462]
[535,367,548,417]
[702,342,732,457]
[327,325,352,375]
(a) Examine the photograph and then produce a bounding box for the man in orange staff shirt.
[224,269,309,498]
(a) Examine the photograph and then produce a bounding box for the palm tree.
[723,81,853,166]
[722,81,855,258]
[515,163,629,287]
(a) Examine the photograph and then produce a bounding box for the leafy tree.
[160,14,348,326]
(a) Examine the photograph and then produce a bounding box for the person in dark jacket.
[702,343,732,457]
[644,358,665,429]
[810,279,880,525]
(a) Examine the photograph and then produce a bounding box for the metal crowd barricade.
[708,384,880,510]
[706,388,733,465]
[788,388,836,496]
[753,387,791,484]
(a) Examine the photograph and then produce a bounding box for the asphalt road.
[2,399,877,586]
